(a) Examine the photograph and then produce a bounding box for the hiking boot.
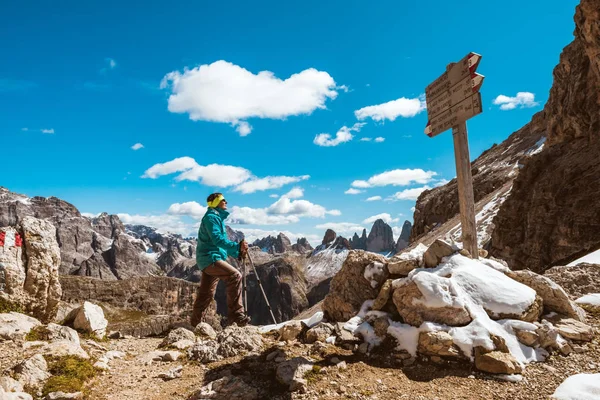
[231,315,251,327]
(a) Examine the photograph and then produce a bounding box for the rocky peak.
[396,220,412,252]
[91,212,125,239]
[292,237,314,254]
[366,219,395,253]
[350,229,368,250]
[322,229,337,245]
[252,233,292,254]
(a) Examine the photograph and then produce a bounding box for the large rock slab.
[0,217,62,323]
[392,280,472,327]
[276,357,314,392]
[73,301,108,339]
[323,251,386,322]
[13,354,50,389]
[0,312,42,341]
[423,239,455,268]
[474,349,523,374]
[508,270,586,321]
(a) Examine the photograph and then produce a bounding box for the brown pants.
[191,260,244,327]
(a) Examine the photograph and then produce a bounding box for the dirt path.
[85,316,600,400]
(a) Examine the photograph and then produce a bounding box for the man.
[191,192,250,327]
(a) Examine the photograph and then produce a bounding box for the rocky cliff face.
[411,0,600,272]
[291,238,314,254]
[490,0,600,271]
[396,220,412,252]
[366,219,395,253]
[252,233,293,254]
[349,229,368,250]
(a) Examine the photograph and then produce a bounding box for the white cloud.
[235,121,252,136]
[231,207,302,225]
[283,187,304,199]
[363,213,399,225]
[351,169,437,188]
[143,157,252,187]
[81,212,99,218]
[167,201,206,219]
[161,60,339,135]
[41,128,55,134]
[269,194,279,198]
[237,228,321,247]
[143,157,308,194]
[366,196,382,202]
[233,175,310,194]
[360,138,372,142]
[374,137,385,143]
[388,185,431,201]
[267,197,339,218]
[355,96,425,122]
[411,206,416,212]
[313,123,365,147]
[345,188,364,195]
[493,92,539,110]
[315,222,365,236]
[131,143,144,150]
[107,58,117,69]
[117,213,193,236]
[434,178,450,187]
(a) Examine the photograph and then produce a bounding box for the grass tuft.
[0,297,24,314]
[25,325,52,341]
[42,356,97,397]
[304,365,323,385]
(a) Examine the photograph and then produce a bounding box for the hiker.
[191,192,250,327]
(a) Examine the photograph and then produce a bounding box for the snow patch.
[575,294,600,307]
[552,373,600,400]
[364,261,386,288]
[526,137,546,156]
[567,249,600,266]
[258,311,324,334]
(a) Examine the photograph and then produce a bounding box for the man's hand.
[238,240,249,260]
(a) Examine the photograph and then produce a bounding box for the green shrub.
[42,356,97,397]
[0,297,24,313]
[25,326,51,341]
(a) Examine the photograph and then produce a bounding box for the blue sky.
[1,0,578,244]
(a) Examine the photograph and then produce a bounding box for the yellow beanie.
[207,194,225,208]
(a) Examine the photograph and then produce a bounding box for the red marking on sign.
[0,232,4,247]
[15,233,22,247]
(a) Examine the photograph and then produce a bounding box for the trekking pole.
[242,258,248,313]
[246,251,277,325]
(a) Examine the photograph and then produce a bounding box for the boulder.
[279,321,304,342]
[417,331,464,359]
[537,321,573,354]
[323,251,386,321]
[544,264,600,299]
[0,312,42,341]
[187,340,221,363]
[305,323,334,344]
[507,270,586,321]
[515,329,540,347]
[0,217,62,323]
[217,325,263,358]
[194,322,217,339]
[158,365,183,381]
[0,387,33,400]
[474,349,523,374]
[423,240,455,268]
[0,376,24,393]
[392,281,472,327]
[45,323,80,345]
[490,294,544,323]
[13,354,50,389]
[276,357,314,392]
[44,340,90,359]
[546,316,594,342]
[73,301,108,339]
[160,327,196,348]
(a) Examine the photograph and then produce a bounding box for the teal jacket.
[196,207,240,270]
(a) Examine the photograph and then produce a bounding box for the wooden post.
[452,122,479,259]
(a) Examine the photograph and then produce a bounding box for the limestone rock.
[0,312,42,341]
[544,263,600,298]
[187,340,221,363]
[0,218,62,323]
[515,329,540,347]
[0,388,33,400]
[13,354,50,389]
[418,331,464,359]
[45,323,80,345]
[490,294,543,323]
[73,301,108,339]
[45,392,83,400]
[392,281,472,327]
[323,251,387,321]
[423,240,455,268]
[280,321,304,342]
[371,280,393,311]
[474,349,523,374]
[158,365,183,381]
[160,327,196,348]
[507,270,586,321]
[305,323,334,344]
[195,322,217,339]
[276,357,313,392]
[0,376,24,393]
[251,233,292,254]
[170,340,195,350]
[193,375,259,400]
[537,320,572,354]
[547,317,594,342]
[44,340,90,359]
[217,325,263,358]
[349,229,368,251]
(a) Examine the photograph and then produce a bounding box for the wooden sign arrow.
[425,52,482,102]
[424,92,482,138]
[426,73,484,120]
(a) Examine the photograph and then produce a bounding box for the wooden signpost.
[424,52,484,259]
